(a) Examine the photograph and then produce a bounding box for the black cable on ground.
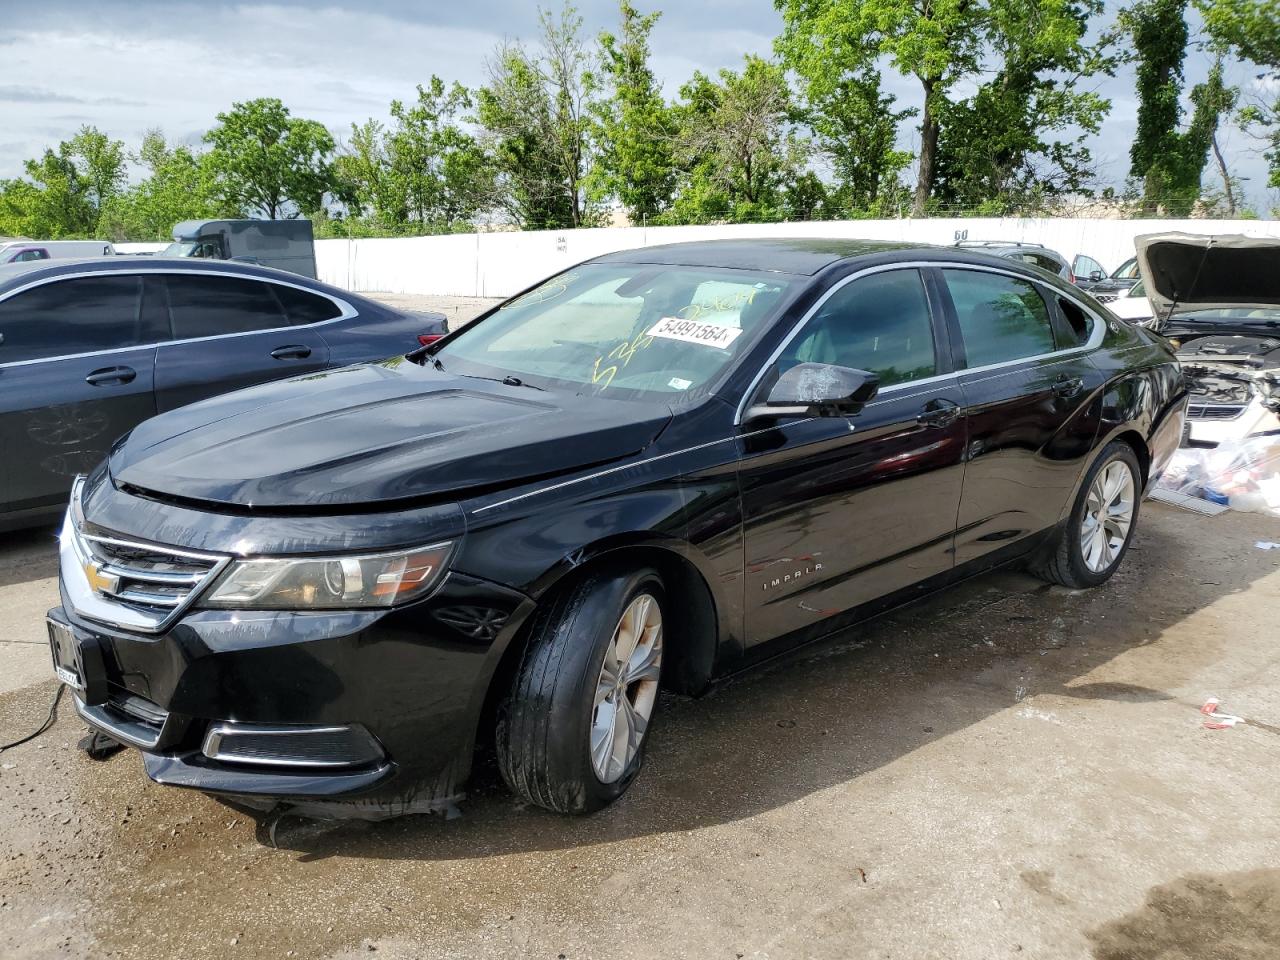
[0,684,65,754]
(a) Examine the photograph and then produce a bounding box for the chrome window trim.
[732,260,1107,426]
[0,266,357,369]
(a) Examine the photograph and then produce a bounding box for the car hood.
[110,359,672,510]
[1136,232,1280,321]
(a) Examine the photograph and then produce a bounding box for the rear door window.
[783,269,937,387]
[165,275,288,339]
[0,275,152,363]
[943,269,1056,367]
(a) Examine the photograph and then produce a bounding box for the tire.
[1031,440,1143,589]
[495,566,665,814]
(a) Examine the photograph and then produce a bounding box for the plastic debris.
[1256,541,1280,550]
[1200,696,1247,730]
[1156,435,1280,518]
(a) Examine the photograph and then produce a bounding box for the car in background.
[0,257,447,530]
[48,238,1185,818]
[1136,232,1280,448]
[1076,256,1140,301]
[2,246,50,264]
[0,239,115,260]
[1105,279,1155,326]
[954,240,1075,281]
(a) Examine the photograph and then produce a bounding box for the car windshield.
[436,263,794,403]
[157,241,198,257]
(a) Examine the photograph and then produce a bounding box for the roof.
[592,238,924,275]
[0,255,335,296]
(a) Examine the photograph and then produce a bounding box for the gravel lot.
[3,502,1279,959]
[368,292,502,329]
[2,295,1278,958]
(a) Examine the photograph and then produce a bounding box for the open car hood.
[110,359,671,510]
[1135,232,1280,321]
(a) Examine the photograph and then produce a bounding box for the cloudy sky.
[1,0,1275,217]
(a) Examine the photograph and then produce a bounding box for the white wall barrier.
[317,217,1280,299]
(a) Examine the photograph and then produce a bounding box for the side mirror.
[745,362,879,423]
[1089,270,1104,282]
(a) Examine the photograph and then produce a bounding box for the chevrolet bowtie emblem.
[83,559,120,595]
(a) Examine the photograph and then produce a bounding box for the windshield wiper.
[460,373,546,392]
[1173,317,1280,327]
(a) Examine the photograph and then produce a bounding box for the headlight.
[200,542,455,610]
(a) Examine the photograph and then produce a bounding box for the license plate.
[47,618,86,692]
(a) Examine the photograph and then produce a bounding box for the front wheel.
[496,566,665,814]
[1031,441,1142,589]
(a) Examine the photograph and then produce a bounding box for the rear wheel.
[496,566,664,814]
[1031,441,1142,589]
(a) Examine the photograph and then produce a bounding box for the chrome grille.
[1187,403,1246,421]
[80,532,221,614]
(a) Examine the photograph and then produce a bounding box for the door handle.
[1052,375,1084,398]
[85,365,136,386]
[917,398,960,428]
[270,344,312,360]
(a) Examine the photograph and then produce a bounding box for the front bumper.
[52,547,535,816]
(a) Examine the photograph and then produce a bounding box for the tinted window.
[1013,252,1063,275]
[1056,297,1094,346]
[13,249,49,263]
[783,269,936,387]
[0,275,151,364]
[1115,257,1138,280]
[166,275,287,339]
[944,269,1055,367]
[273,283,343,325]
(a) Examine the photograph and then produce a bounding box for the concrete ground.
[2,500,1279,960]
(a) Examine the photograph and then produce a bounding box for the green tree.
[594,1,677,223]
[777,0,989,217]
[1127,0,1236,213]
[0,125,125,237]
[204,98,335,218]
[99,131,230,241]
[1199,0,1280,190]
[666,57,803,224]
[476,4,600,229]
[934,0,1117,214]
[386,79,492,227]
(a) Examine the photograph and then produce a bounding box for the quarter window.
[1056,297,1094,347]
[0,275,152,364]
[781,269,937,387]
[273,283,343,325]
[944,269,1056,367]
[166,275,288,339]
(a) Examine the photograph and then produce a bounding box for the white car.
[0,239,115,260]
[1106,279,1155,326]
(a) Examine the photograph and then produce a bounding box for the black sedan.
[48,239,1186,818]
[0,258,446,530]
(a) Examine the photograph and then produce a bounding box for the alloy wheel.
[590,593,663,784]
[1080,459,1136,574]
